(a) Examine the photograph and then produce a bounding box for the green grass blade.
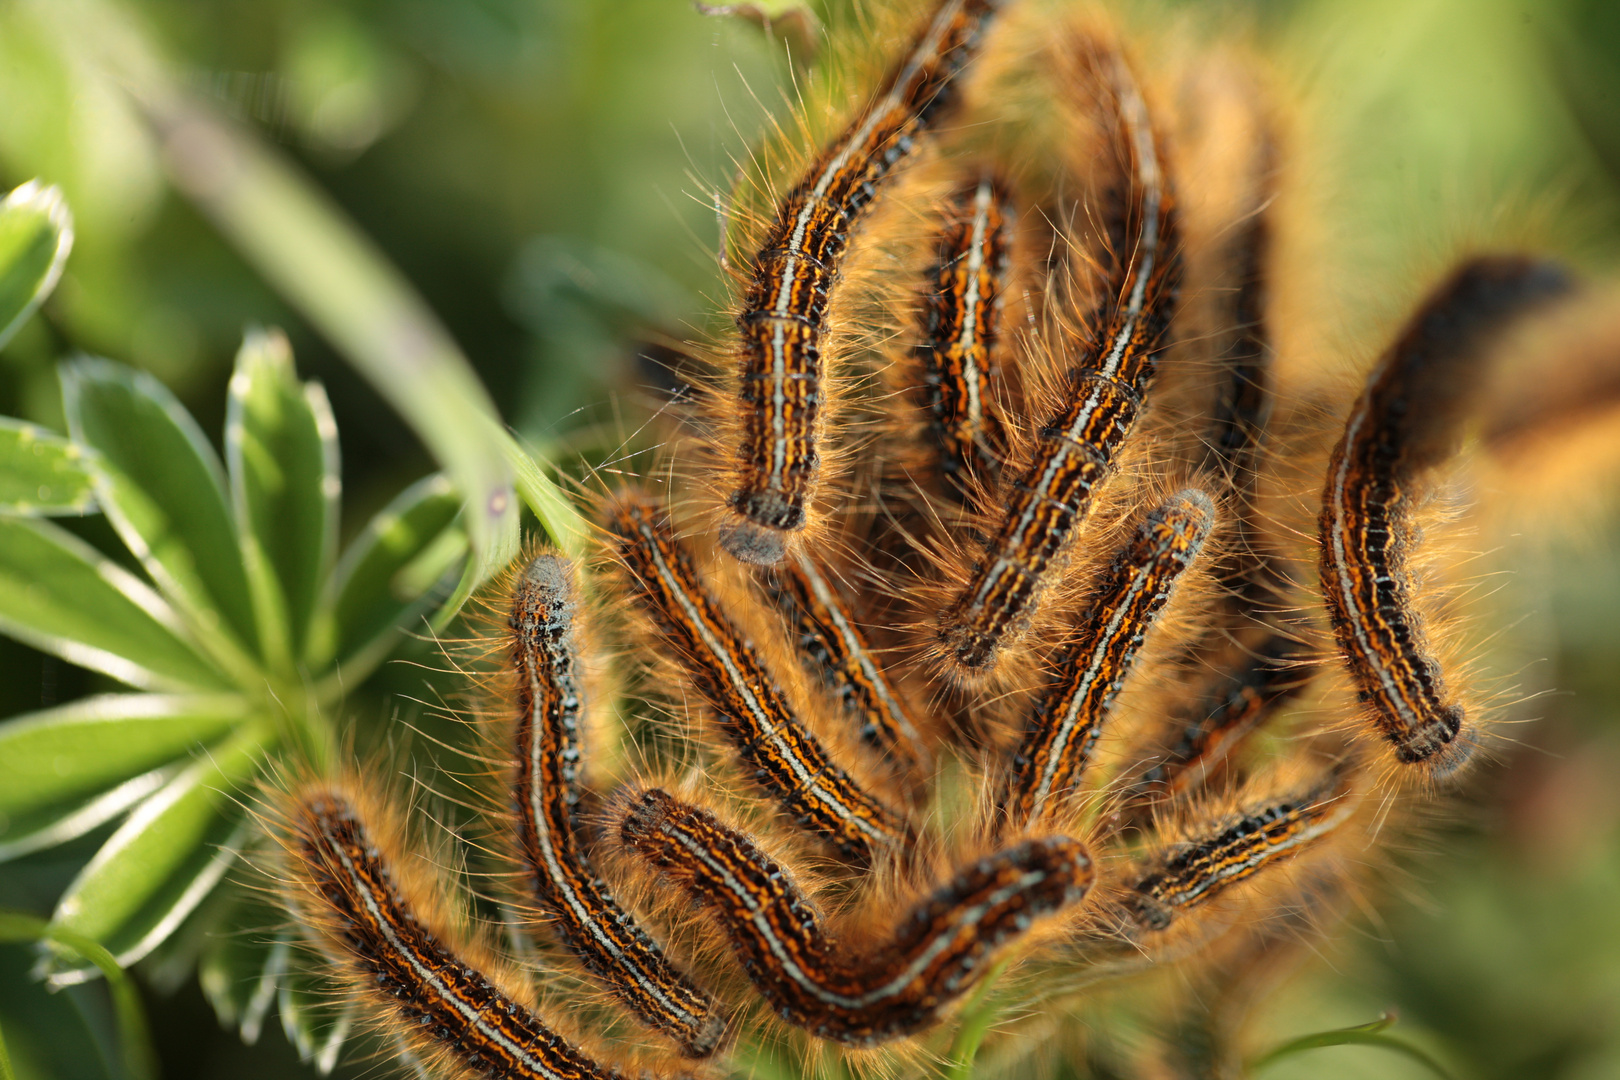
[26,0,544,590]
[0,910,158,1080]
[61,357,261,661]
[0,417,96,516]
[0,180,73,351]
[224,328,339,672]
[498,429,587,560]
[137,96,519,579]
[1250,1012,1455,1079]
[0,516,228,691]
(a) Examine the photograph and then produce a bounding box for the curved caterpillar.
[616,786,1092,1046]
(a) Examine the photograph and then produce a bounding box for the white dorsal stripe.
[661,814,1053,1011]
[1325,402,1419,725]
[759,0,974,490]
[638,520,893,844]
[518,638,708,1029]
[321,814,578,1080]
[1169,796,1355,906]
[1028,524,1180,816]
[955,178,997,430]
[965,58,1166,616]
[794,554,924,751]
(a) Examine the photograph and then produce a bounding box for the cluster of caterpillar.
[262,0,1616,1076]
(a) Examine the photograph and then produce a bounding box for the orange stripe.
[1133,635,1315,803]
[768,551,930,772]
[608,490,907,862]
[289,789,663,1080]
[1128,774,1354,930]
[1319,257,1571,768]
[618,788,1092,1046]
[721,0,1003,566]
[507,555,723,1057]
[916,173,1013,499]
[1005,490,1212,829]
[938,42,1181,675]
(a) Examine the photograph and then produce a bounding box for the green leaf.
[500,429,588,560]
[0,941,118,1080]
[1250,1012,1456,1079]
[0,515,227,690]
[46,724,266,975]
[0,180,73,351]
[0,692,246,830]
[225,328,340,671]
[0,418,96,516]
[0,769,172,866]
[196,896,286,1044]
[136,863,245,995]
[0,910,157,1080]
[61,356,261,660]
[326,473,461,671]
[279,962,356,1076]
[693,1,823,62]
[129,101,519,577]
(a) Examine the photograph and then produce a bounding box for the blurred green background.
[0,0,1618,1077]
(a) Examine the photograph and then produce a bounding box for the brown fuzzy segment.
[507,554,725,1057]
[721,0,1004,566]
[936,35,1182,678]
[606,488,908,863]
[617,787,1092,1047]
[765,550,932,776]
[1133,636,1315,804]
[1318,256,1573,770]
[1002,489,1213,831]
[914,172,1015,501]
[1127,769,1357,931]
[284,787,676,1080]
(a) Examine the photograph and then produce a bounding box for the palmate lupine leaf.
[61,357,263,677]
[326,472,463,674]
[0,419,96,516]
[0,515,227,691]
[278,961,358,1076]
[226,328,340,673]
[0,327,484,1058]
[43,723,266,983]
[0,180,72,351]
[0,108,538,1072]
[0,693,247,862]
[195,889,288,1044]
